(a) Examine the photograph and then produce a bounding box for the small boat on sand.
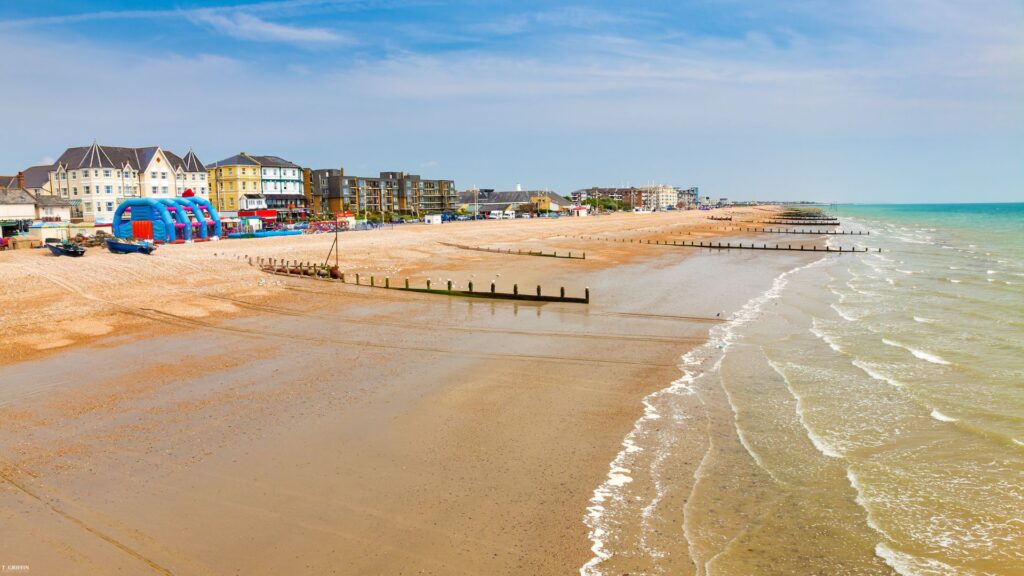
[45,240,86,257]
[105,238,157,255]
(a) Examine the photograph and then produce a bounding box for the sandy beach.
[0,207,786,574]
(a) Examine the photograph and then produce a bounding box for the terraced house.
[45,143,208,222]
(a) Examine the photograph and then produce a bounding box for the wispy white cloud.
[0,0,353,47]
[186,10,349,46]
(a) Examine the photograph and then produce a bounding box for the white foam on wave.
[810,321,844,353]
[580,257,829,575]
[930,409,958,423]
[769,359,843,459]
[830,303,858,322]
[895,268,916,275]
[852,359,903,388]
[881,339,952,365]
[949,278,962,284]
[875,542,968,576]
[913,316,936,324]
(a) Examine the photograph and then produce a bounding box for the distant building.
[569,187,645,208]
[458,190,571,215]
[638,185,678,210]
[676,187,699,209]
[45,143,207,222]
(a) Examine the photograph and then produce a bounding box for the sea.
[583,203,1023,575]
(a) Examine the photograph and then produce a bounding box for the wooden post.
[585,288,590,303]
[371,276,375,287]
[385,277,390,288]
[427,279,431,290]
[536,285,541,297]
[447,280,452,291]
[405,278,410,289]
[513,284,518,295]
[468,281,473,292]
[356,273,360,284]
[491,282,495,294]
[560,286,565,298]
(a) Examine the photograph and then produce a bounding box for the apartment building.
[206,153,263,216]
[316,169,456,216]
[46,143,208,222]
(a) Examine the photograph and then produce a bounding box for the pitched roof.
[21,165,54,189]
[0,175,15,189]
[0,187,36,205]
[206,154,260,169]
[248,154,301,169]
[31,193,71,207]
[179,149,205,172]
[486,190,571,206]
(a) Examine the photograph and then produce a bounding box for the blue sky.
[1,1,1021,202]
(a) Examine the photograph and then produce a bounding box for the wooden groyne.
[440,242,585,260]
[715,227,869,235]
[570,235,878,253]
[245,256,590,304]
[756,220,840,226]
[707,216,733,221]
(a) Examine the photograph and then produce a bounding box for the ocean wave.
[769,360,844,459]
[830,303,858,322]
[581,257,829,575]
[852,359,904,388]
[810,322,845,353]
[930,409,958,423]
[881,339,952,365]
[949,279,962,284]
[913,316,936,324]
[875,543,970,576]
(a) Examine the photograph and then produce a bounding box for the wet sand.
[0,208,780,574]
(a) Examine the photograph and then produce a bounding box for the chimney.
[17,171,25,189]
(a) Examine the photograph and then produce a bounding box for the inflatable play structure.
[112,192,221,243]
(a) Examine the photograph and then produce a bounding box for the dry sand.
[0,207,780,574]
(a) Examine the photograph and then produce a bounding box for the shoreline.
[0,208,793,574]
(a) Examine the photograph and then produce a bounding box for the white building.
[47,143,207,222]
[639,185,679,211]
[247,154,304,215]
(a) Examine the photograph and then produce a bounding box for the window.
[161,186,168,194]
[117,186,121,193]
[71,171,77,180]
[161,172,167,179]
[85,202,93,211]
[106,202,114,211]
[105,185,112,194]
[60,172,66,180]
[151,172,157,179]
[103,169,111,177]
[201,174,205,181]
[93,170,99,177]
[73,187,78,195]
[152,186,158,194]
[84,185,90,194]
[191,174,196,180]
[242,182,247,190]
[116,171,121,178]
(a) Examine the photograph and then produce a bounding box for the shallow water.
[583,204,1024,575]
